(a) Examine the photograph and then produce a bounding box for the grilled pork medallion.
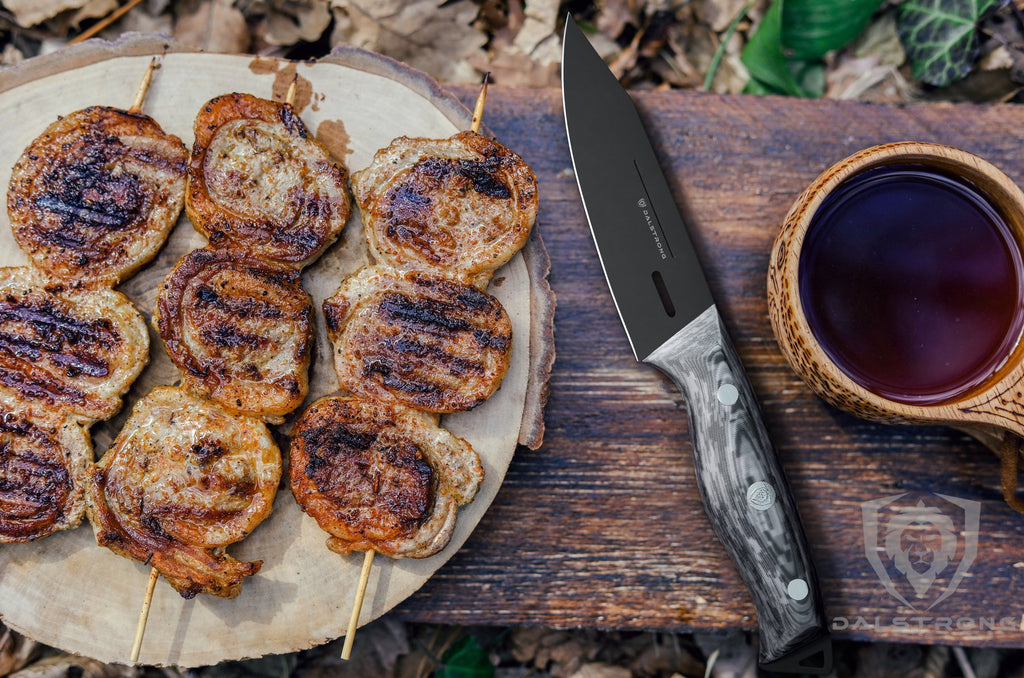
[353,131,538,289]
[0,396,91,542]
[0,266,149,423]
[186,93,351,268]
[323,265,513,413]
[154,246,313,424]
[289,396,483,558]
[7,106,187,287]
[86,386,281,599]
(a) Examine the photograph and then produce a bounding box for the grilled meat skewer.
[186,93,351,269]
[8,106,187,288]
[323,265,513,414]
[353,131,537,289]
[0,266,149,424]
[289,395,482,558]
[86,386,281,599]
[154,246,313,424]
[0,395,91,543]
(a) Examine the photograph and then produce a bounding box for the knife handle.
[644,306,831,675]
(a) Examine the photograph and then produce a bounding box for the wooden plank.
[395,85,1024,648]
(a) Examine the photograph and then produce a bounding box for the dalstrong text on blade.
[636,198,667,260]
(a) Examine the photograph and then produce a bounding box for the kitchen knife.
[561,18,831,675]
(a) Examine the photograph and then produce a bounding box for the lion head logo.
[884,501,957,599]
[862,493,979,610]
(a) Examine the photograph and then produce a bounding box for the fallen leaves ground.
[2,1,1024,677]
[1,0,1022,101]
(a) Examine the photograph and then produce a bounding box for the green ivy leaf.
[782,0,884,60]
[897,0,1000,86]
[742,0,812,96]
[435,636,494,678]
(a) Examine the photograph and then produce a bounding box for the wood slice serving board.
[0,38,553,667]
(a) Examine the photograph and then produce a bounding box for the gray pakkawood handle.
[644,305,831,675]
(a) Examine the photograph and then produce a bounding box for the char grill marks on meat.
[7,106,188,287]
[85,386,281,598]
[0,267,149,424]
[353,131,537,289]
[323,266,512,413]
[85,92,346,594]
[155,246,313,423]
[0,98,185,546]
[186,93,351,268]
[289,396,482,558]
[0,402,90,542]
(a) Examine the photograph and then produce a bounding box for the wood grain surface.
[396,85,1024,649]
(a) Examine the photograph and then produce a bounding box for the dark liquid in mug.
[799,164,1024,404]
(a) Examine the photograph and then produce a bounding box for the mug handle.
[997,436,1024,513]
[956,425,1024,513]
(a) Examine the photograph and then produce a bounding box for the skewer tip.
[128,57,157,115]
[130,566,160,663]
[341,549,376,660]
[469,72,490,134]
[285,77,298,108]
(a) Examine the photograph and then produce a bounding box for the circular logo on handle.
[747,481,776,511]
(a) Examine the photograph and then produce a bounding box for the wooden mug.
[767,142,1024,511]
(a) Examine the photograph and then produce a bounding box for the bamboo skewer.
[470,72,490,134]
[130,566,160,662]
[69,0,145,45]
[128,58,156,115]
[132,74,298,664]
[285,78,297,107]
[124,60,160,663]
[340,71,492,662]
[341,549,375,660]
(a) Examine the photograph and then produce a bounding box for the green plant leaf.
[741,0,810,96]
[897,0,1000,86]
[741,1,829,97]
[782,0,884,60]
[790,59,826,96]
[435,636,494,678]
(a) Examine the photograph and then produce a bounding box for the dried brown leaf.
[283,619,410,678]
[263,0,331,46]
[330,0,485,83]
[693,0,751,32]
[4,0,90,27]
[850,11,905,67]
[100,3,172,37]
[512,0,560,56]
[0,627,39,676]
[509,626,548,663]
[9,654,130,678]
[593,0,636,40]
[69,0,119,28]
[1,43,25,66]
[628,635,705,677]
[174,0,250,53]
[468,48,560,87]
[825,53,893,99]
[567,663,631,678]
[492,0,525,46]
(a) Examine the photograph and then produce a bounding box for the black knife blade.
[562,17,831,674]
